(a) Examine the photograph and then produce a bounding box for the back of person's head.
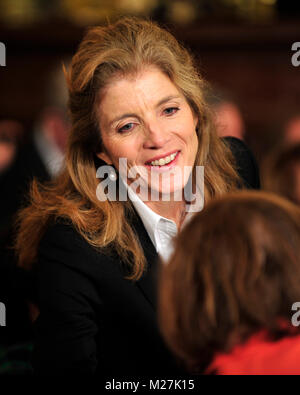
[263,143,300,205]
[159,191,300,372]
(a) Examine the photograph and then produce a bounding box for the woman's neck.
[145,199,187,230]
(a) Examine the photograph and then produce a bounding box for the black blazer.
[0,139,50,347]
[0,139,50,240]
[32,137,260,376]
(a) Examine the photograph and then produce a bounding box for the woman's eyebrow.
[109,113,137,127]
[109,95,182,127]
[156,95,181,108]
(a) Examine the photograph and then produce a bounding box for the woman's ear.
[96,151,113,165]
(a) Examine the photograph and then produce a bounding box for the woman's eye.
[163,107,179,116]
[118,123,134,133]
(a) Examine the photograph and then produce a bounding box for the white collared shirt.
[127,185,203,263]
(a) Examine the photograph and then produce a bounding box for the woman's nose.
[142,121,170,149]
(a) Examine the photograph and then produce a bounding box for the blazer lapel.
[129,208,159,311]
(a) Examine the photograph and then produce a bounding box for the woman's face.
[97,66,199,197]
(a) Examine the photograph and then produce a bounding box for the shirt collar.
[126,183,204,251]
[127,185,170,250]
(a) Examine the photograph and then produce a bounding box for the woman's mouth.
[144,150,180,171]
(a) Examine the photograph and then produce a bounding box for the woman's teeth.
[150,151,178,166]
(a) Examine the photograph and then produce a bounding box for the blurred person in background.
[284,115,300,144]
[0,61,69,245]
[0,62,69,374]
[262,143,300,206]
[159,191,300,375]
[0,119,24,176]
[205,88,245,141]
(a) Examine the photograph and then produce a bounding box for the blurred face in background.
[41,108,70,153]
[285,116,300,143]
[0,120,23,174]
[0,141,16,173]
[214,102,244,140]
[96,66,199,198]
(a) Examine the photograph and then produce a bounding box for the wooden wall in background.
[1,20,300,161]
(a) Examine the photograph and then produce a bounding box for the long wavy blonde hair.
[16,17,240,280]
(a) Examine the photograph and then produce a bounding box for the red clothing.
[207,331,300,375]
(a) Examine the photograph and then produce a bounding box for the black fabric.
[0,139,50,347]
[33,214,183,376]
[223,136,260,190]
[0,139,49,240]
[30,138,260,376]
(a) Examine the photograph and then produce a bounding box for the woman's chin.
[146,184,186,201]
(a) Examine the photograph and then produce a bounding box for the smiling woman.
[97,67,199,211]
[15,17,260,376]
